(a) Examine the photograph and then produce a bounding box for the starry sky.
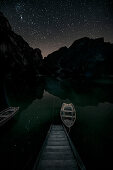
[0,0,113,57]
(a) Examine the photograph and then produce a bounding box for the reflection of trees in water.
[45,77,70,99]
[1,77,45,110]
[1,76,113,111]
[44,77,113,106]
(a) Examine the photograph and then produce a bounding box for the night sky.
[0,0,113,57]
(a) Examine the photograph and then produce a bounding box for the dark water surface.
[0,77,113,170]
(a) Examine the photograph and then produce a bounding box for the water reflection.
[0,77,113,170]
[2,76,113,108]
[45,77,113,106]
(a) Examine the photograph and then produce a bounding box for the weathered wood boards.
[33,125,86,170]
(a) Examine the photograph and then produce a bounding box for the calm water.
[0,77,113,170]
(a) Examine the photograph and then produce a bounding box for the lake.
[0,77,113,170]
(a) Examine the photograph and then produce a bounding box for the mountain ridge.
[42,37,113,79]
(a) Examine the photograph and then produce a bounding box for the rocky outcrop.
[42,37,113,79]
[0,12,43,82]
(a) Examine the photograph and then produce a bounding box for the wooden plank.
[45,145,70,149]
[50,131,65,134]
[43,151,74,155]
[44,148,72,153]
[38,168,76,170]
[47,141,69,146]
[48,138,67,141]
[41,152,74,160]
[38,160,78,168]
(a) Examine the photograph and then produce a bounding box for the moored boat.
[0,107,19,127]
[60,103,76,128]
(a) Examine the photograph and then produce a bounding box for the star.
[0,0,113,57]
[20,15,23,20]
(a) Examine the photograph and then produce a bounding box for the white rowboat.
[60,103,76,128]
[0,107,19,127]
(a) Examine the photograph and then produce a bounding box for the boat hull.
[60,103,76,128]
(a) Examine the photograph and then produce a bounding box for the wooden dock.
[33,125,86,170]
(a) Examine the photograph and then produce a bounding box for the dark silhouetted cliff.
[0,12,43,82]
[42,37,113,79]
